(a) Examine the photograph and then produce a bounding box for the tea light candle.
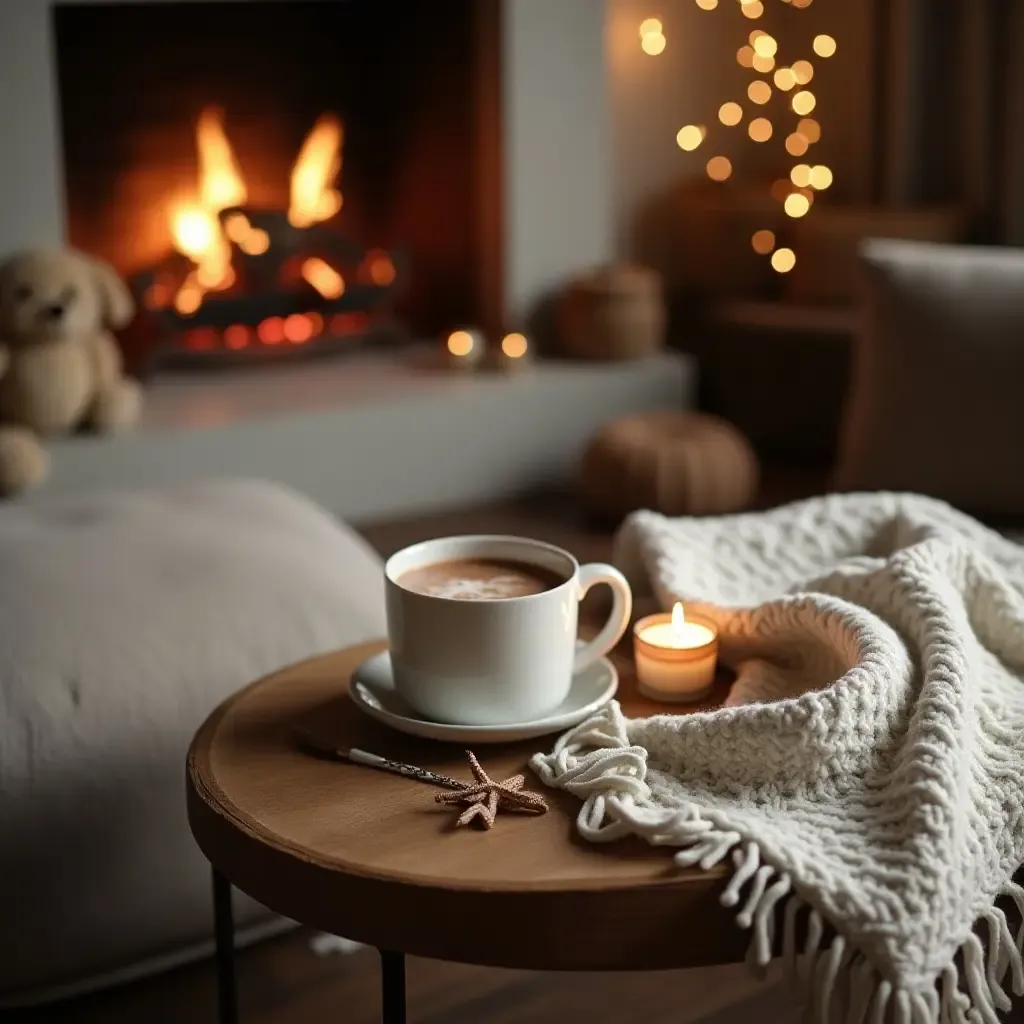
[444,327,485,370]
[485,331,533,372]
[633,602,718,702]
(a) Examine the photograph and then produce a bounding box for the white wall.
[0,1,65,251]
[503,0,613,321]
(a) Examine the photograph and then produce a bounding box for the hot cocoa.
[398,558,564,600]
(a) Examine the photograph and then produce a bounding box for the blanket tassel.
[533,720,1024,1024]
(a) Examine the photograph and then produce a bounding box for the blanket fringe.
[530,712,1024,1024]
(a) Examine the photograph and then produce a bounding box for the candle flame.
[672,602,685,630]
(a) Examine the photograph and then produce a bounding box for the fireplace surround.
[53,1,494,368]
[0,0,614,341]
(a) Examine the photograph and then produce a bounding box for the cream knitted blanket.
[531,493,1024,1024]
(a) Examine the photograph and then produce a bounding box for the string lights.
[639,17,667,55]
[652,0,836,274]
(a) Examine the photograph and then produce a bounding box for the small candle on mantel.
[485,331,533,372]
[633,602,718,703]
[444,328,485,371]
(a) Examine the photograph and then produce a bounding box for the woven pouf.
[580,411,759,518]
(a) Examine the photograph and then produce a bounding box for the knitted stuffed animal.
[0,247,142,494]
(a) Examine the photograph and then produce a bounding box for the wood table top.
[187,638,745,972]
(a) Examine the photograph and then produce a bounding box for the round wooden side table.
[186,639,741,1024]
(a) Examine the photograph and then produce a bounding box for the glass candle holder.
[633,603,718,703]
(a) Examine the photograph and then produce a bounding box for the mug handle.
[573,563,633,674]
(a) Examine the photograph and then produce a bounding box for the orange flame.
[169,108,345,315]
[289,115,344,228]
[197,108,247,212]
[671,602,686,633]
[170,108,246,313]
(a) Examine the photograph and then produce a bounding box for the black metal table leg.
[379,949,407,1024]
[213,868,239,1024]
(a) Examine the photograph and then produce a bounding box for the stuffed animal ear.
[88,257,134,330]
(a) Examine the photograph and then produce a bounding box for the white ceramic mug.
[383,535,632,726]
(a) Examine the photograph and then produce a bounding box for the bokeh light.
[665,11,834,277]
[784,193,811,218]
[639,17,662,36]
[283,313,315,344]
[771,248,797,273]
[774,68,797,91]
[641,32,666,55]
[797,118,821,143]
[813,35,837,58]
[706,156,733,181]
[792,90,817,115]
[501,333,529,359]
[223,324,250,349]
[695,0,718,8]
[790,164,812,187]
[258,317,285,345]
[447,330,475,357]
[748,80,772,105]
[809,165,833,190]
[792,60,814,84]
[719,102,743,126]
[676,124,706,151]
[786,133,810,156]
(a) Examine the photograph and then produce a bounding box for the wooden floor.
[5,928,798,1024]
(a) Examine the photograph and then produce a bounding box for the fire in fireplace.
[132,105,403,366]
[53,1,501,373]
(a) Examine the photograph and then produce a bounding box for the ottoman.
[0,479,386,1005]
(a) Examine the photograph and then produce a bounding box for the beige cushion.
[785,206,964,305]
[834,240,1024,514]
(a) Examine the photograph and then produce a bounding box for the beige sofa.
[0,479,386,1006]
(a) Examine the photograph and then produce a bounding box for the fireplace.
[52,0,501,371]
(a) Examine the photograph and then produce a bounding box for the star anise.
[435,750,549,829]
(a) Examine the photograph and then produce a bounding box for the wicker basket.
[556,264,665,361]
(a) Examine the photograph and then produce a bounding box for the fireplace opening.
[53,1,500,371]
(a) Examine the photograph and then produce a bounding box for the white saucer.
[349,652,618,744]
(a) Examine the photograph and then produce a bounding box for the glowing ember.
[289,115,344,229]
[258,317,286,345]
[302,257,345,299]
[366,251,396,286]
[284,313,315,344]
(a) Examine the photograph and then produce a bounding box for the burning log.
[127,107,407,368]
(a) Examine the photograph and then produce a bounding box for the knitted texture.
[531,493,1024,1023]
